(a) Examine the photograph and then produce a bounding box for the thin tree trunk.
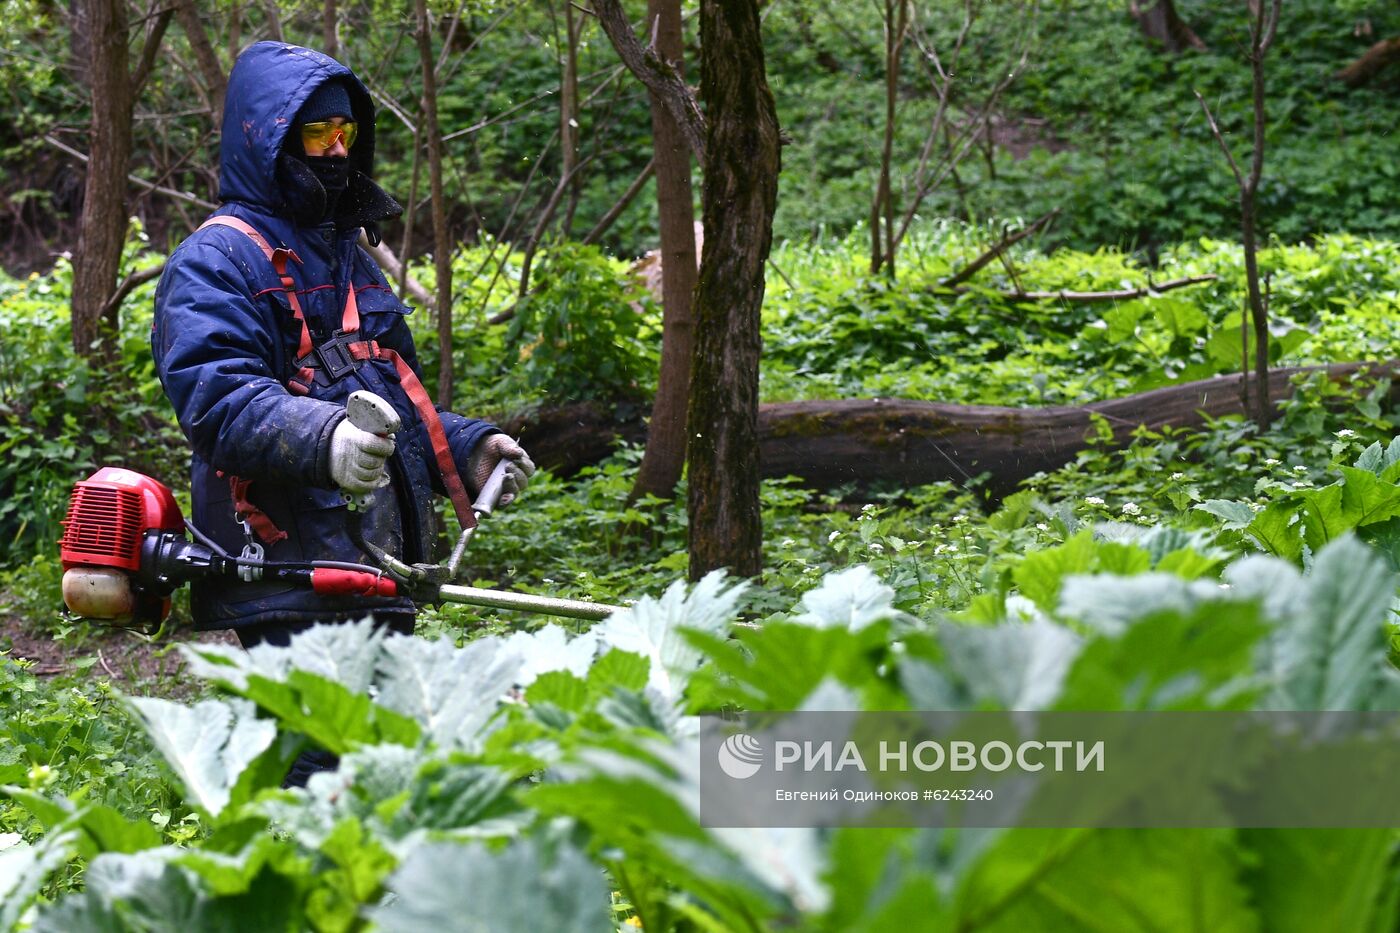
[322,0,338,58]
[687,0,781,580]
[870,0,907,276]
[559,0,582,235]
[1128,0,1207,53]
[1195,0,1279,429]
[1243,0,1279,427]
[71,0,133,361]
[631,0,697,503]
[228,1,241,66]
[415,0,454,408]
[398,120,424,301]
[264,1,284,42]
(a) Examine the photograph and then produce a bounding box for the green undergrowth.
[5,508,1400,928]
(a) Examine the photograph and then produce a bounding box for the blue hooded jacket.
[152,42,497,631]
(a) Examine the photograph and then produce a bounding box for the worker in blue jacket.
[153,42,533,659]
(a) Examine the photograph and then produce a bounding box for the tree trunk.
[1128,0,1207,53]
[415,0,454,409]
[71,0,133,361]
[503,362,1398,500]
[559,0,582,235]
[1242,1,1280,429]
[687,0,781,580]
[869,0,907,276]
[1334,36,1400,87]
[630,0,698,503]
[175,0,227,128]
[322,0,338,58]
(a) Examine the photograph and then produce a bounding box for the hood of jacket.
[219,41,398,231]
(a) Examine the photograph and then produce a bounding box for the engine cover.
[59,467,183,572]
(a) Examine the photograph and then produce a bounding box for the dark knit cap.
[297,79,353,125]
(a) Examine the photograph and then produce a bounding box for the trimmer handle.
[344,390,399,498]
[346,390,401,437]
[473,458,512,516]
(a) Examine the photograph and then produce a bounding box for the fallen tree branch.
[500,361,1399,499]
[941,209,1058,289]
[989,274,1218,304]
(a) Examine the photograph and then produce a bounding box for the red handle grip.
[311,568,398,597]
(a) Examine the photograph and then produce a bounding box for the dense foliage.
[6,516,1400,929]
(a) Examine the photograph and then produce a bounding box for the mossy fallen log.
[500,363,1397,498]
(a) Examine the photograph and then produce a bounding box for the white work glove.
[329,419,395,494]
[467,434,536,508]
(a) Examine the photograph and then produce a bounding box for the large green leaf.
[29,851,301,933]
[125,696,277,818]
[954,829,1257,933]
[935,618,1082,710]
[1240,829,1400,933]
[375,635,523,749]
[1227,536,1400,710]
[499,623,600,688]
[0,830,77,932]
[185,633,421,755]
[1054,601,1266,712]
[597,570,747,700]
[181,617,388,695]
[821,828,950,932]
[369,838,608,933]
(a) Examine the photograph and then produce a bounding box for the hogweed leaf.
[125,696,276,818]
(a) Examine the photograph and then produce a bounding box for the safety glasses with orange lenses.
[300,120,358,152]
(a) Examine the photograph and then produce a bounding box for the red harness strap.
[227,475,289,545]
[197,215,478,539]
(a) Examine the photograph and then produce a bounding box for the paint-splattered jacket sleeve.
[152,229,344,487]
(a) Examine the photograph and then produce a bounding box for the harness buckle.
[296,329,362,384]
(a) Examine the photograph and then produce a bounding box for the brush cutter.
[58,391,620,627]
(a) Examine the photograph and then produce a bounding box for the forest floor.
[0,604,238,698]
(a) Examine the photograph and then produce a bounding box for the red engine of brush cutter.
[59,467,187,623]
[58,467,400,625]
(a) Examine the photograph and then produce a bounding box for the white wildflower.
[1292,465,1309,475]
[869,542,885,553]
[952,514,969,525]
[828,530,841,543]
[1035,522,1050,531]
[1170,472,1185,481]
[1121,502,1142,516]
[1336,429,1357,438]
[1264,458,1280,466]
[1084,495,1106,506]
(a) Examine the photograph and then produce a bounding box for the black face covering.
[307,156,350,217]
